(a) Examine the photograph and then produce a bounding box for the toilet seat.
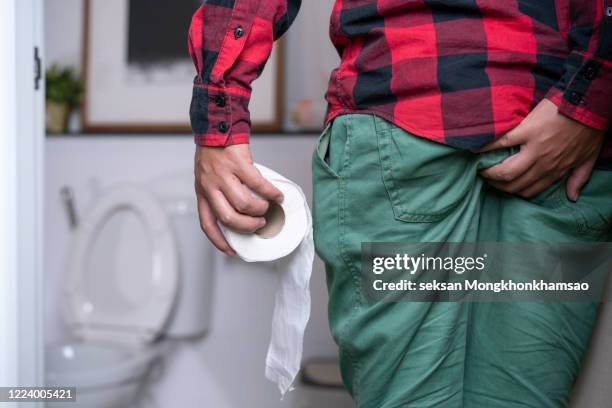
[63,186,178,346]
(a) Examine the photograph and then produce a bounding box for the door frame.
[0,0,45,402]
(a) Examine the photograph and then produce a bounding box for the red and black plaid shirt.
[188,0,611,162]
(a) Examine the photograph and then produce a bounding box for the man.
[188,1,611,406]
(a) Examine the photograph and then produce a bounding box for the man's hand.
[194,144,284,256]
[480,99,604,201]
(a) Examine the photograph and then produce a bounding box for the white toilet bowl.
[46,342,156,408]
[46,186,179,408]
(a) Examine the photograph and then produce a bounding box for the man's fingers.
[480,147,536,182]
[566,158,596,202]
[196,194,236,256]
[487,174,552,198]
[238,165,284,203]
[219,173,270,216]
[484,163,547,194]
[478,126,529,153]
[485,158,565,197]
[208,189,266,233]
[516,177,556,198]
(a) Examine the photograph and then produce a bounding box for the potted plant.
[45,65,83,133]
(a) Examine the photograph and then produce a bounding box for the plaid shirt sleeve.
[188,0,300,146]
[545,0,612,130]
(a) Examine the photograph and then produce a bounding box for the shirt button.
[218,121,229,133]
[214,95,226,107]
[568,92,582,105]
[234,26,244,39]
[583,66,596,80]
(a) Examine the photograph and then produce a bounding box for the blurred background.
[42,0,351,407]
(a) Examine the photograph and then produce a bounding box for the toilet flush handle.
[60,186,79,230]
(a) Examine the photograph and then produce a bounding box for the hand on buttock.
[479,98,604,201]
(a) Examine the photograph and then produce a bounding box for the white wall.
[284,0,338,130]
[44,0,82,72]
[44,1,339,407]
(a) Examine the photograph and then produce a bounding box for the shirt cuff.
[190,83,252,147]
[545,52,611,131]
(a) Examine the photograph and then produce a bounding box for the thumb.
[566,158,596,202]
[239,164,284,203]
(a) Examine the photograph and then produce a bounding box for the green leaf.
[45,64,83,108]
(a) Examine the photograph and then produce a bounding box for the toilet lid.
[63,185,178,346]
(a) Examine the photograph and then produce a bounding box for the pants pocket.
[312,117,351,265]
[312,125,339,261]
[313,124,340,179]
[313,118,351,179]
[375,121,478,223]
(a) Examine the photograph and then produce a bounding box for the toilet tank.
[162,197,215,339]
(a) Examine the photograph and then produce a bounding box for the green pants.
[311,114,612,408]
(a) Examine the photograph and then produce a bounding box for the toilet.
[46,185,212,408]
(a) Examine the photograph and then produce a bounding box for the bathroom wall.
[44,1,339,407]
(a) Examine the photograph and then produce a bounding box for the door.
[0,0,45,405]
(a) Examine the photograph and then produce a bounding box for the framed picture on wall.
[82,0,284,133]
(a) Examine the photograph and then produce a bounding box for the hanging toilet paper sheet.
[220,164,314,397]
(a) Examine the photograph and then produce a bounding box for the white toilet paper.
[220,164,314,397]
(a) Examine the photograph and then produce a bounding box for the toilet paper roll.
[220,164,314,397]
